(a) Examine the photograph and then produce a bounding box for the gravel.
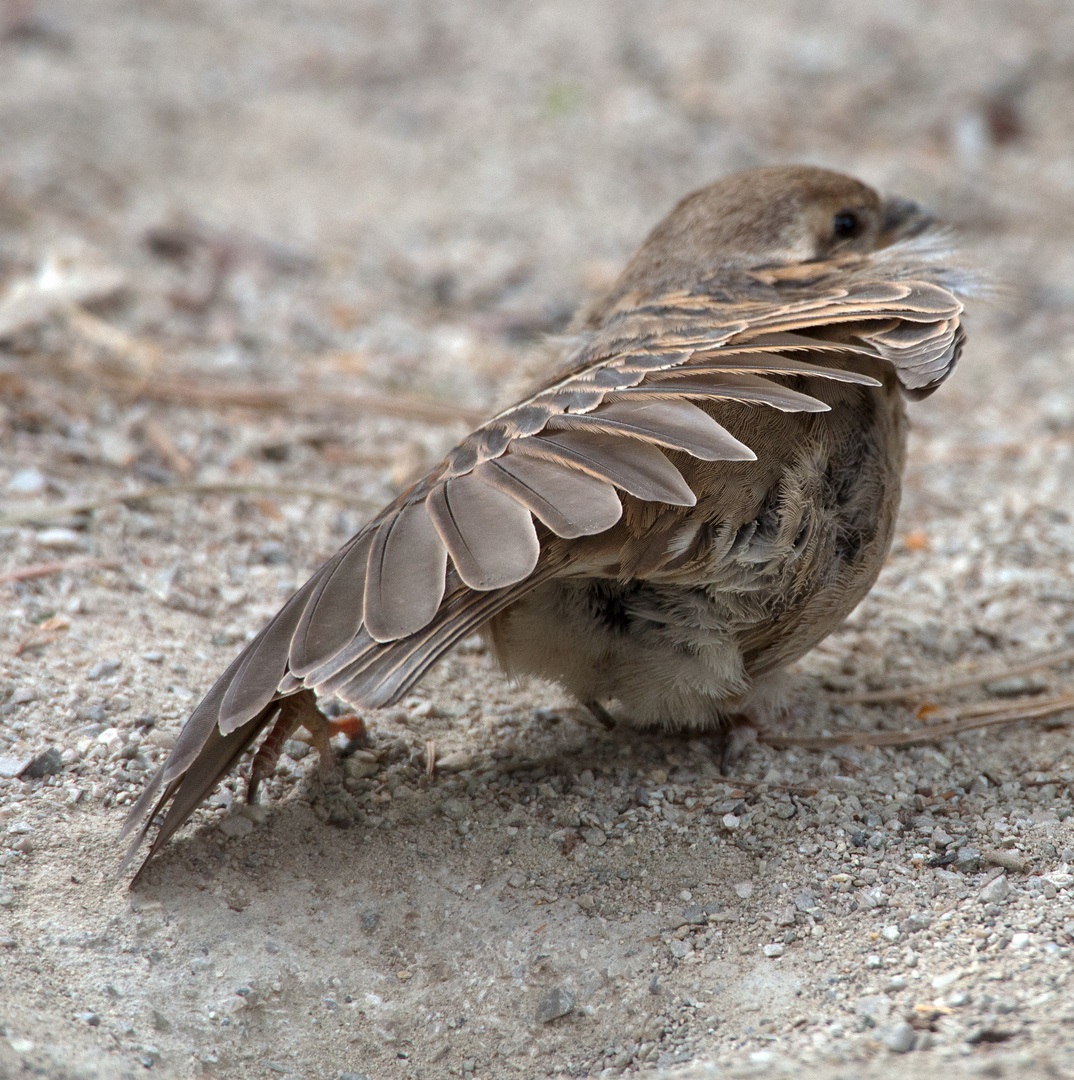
[1,2,1074,1079]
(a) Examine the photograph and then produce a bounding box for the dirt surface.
[3,2,1074,1078]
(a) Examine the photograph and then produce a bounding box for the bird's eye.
[832,210,861,240]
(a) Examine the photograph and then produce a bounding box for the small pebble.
[35,527,84,551]
[682,905,707,925]
[5,468,47,495]
[931,968,964,990]
[21,748,63,779]
[282,739,311,760]
[86,658,122,680]
[218,814,255,839]
[979,875,1010,904]
[535,987,574,1023]
[883,1021,916,1053]
[762,943,784,958]
[344,756,379,780]
[0,756,31,780]
[955,847,981,873]
[436,751,475,773]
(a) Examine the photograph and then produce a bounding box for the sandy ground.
[2,2,1074,1078]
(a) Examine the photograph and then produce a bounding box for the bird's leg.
[716,717,758,775]
[716,702,808,774]
[583,700,618,730]
[247,690,364,803]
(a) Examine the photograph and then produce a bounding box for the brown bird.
[122,165,971,877]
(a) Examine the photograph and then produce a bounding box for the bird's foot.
[247,690,362,803]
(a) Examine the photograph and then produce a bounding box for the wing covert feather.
[427,474,541,590]
[544,399,756,460]
[474,457,623,538]
[511,430,701,503]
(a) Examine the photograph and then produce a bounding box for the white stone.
[35,527,84,550]
[931,968,964,990]
[5,469,46,495]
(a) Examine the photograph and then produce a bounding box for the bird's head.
[599,165,934,312]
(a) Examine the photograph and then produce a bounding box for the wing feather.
[426,474,541,590]
[216,576,321,735]
[473,456,623,539]
[544,399,757,459]
[609,372,835,411]
[363,501,448,642]
[288,531,374,677]
[511,430,701,503]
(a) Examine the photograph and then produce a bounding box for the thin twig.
[914,692,1072,725]
[712,776,821,797]
[44,326,485,426]
[0,481,379,528]
[142,417,194,477]
[761,693,1074,749]
[14,629,69,657]
[0,558,122,585]
[827,646,1074,705]
[106,373,486,426]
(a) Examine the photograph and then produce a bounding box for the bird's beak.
[878,195,935,246]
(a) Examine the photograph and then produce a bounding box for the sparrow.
[122,165,970,877]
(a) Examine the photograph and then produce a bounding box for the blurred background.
[0,0,1072,439]
[4,4,1074,1078]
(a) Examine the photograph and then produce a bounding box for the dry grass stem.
[142,417,194,477]
[827,645,1074,705]
[0,558,122,585]
[0,481,379,528]
[12,320,486,426]
[712,776,821,797]
[762,693,1074,749]
[113,373,483,426]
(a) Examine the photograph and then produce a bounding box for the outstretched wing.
[122,253,965,873]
